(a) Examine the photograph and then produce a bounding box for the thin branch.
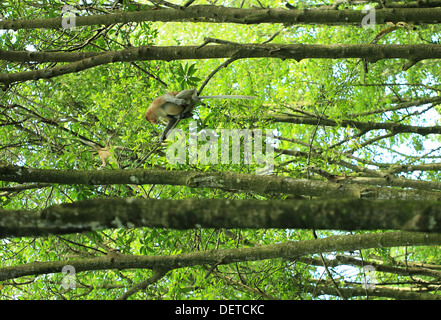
[117,268,168,300]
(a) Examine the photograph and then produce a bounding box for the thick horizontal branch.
[271,114,441,136]
[1,165,440,200]
[300,255,441,278]
[1,6,441,30]
[311,281,441,300]
[1,231,440,282]
[3,44,441,64]
[2,44,441,86]
[1,198,441,238]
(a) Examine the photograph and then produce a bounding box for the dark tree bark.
[2,197,441,238]
[1,6,441,30]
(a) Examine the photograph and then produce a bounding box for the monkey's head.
[145,109,158,125]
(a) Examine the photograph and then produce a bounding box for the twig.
[198,55,240,95]
[130,62,168,88]
[312,230,347,300]
[261,28,283,44]
[183,0,196,7]
[148,0,183,9]
[197,37,240,49]
[117,268,168,300]
[134,141,162,169]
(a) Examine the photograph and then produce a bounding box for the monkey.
[78,137,125,169]
[79,138,112,168]
[145,89,255,141]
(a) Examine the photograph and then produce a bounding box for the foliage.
[1,0,441,300]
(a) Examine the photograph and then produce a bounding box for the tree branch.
[2,198,441,238]
[2,165,441,199]
[1,231,440,281]
[2,44,441,86]
[2,6,441,30]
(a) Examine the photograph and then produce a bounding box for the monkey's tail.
[198,95,255,100]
